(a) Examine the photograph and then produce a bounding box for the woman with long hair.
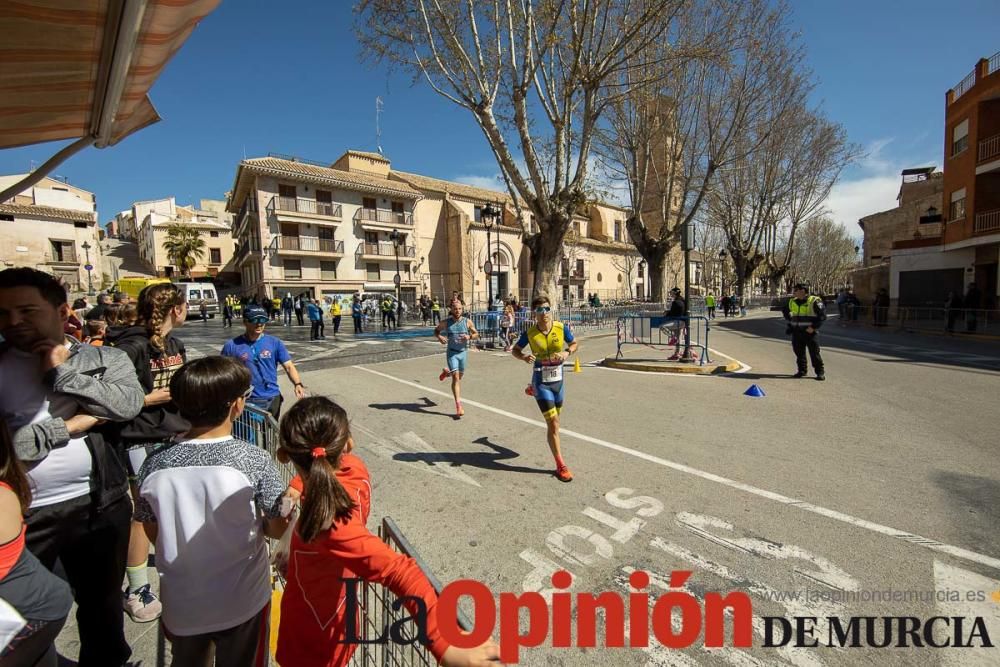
[107,282,189,623]
[275,397,497,667]
[0,422,73,667]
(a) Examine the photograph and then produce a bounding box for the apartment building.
[133,196,237,281]
[881,51,1000,307]
[0,174,102,292]
[227,150,643,306]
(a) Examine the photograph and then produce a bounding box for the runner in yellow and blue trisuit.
[511,295,579,482]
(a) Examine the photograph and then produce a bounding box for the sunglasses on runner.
[248,317,268,324]
[534,306,551,314]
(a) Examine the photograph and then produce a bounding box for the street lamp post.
[638,260,646,301]
[480,202,498,311]
[718,250,728,295]
[389,229,402,326]
[81,241,95,296]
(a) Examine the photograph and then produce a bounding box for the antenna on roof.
[376,96,384,155]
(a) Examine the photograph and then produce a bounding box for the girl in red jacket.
[275,397,498,667]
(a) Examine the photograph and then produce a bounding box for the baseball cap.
[243,306,269,323]
[792,283,808,291]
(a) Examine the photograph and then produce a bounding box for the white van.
[177,282,219,318]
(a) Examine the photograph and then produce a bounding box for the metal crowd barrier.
[898,307,998,334]
[233,406,471,666]
[233,403,293,486]
[830,306,999,334]
[466,303,667,348]
[349,518,473,667]
[615,314,712,365]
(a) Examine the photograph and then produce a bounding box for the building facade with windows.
[227,150,644,307]
[874,52,1000,308]
[133,197,237,282]
[0,174,102,292]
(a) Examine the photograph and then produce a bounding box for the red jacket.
[276,454,449,666]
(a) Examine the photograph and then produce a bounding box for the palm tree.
[162,223,206,278]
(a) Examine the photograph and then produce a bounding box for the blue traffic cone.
[744,384,766,398]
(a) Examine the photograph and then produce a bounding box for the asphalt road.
[292,314,1000,666]
[56,313,1000,666]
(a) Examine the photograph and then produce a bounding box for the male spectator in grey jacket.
[0,268,144,666]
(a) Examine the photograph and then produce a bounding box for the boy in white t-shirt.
[135,356,291,666]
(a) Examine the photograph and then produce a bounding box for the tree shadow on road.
[393,436,552,476]
[368,397,453,419]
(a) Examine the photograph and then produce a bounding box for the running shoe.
[456,402,464,417]
[123,584,162,623]
[439,369,450,382]
[667,336,678,345]
[555,464,574,482]
[667,354,680,361]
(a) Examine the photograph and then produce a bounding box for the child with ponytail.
[276,397,498,667]
[107,282,189,622]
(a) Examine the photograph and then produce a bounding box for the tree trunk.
[624,214,669,303]
[646,247,668,303]
[524,215,570,304]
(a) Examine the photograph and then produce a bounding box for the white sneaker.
[123,584,162,623]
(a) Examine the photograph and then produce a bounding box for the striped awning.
[0,0,220,200]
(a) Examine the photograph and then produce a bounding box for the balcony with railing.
[355,241,417,259]
[266,196,342,220]
[353,207,414,227]
[269,235,344,255]
[979,133,1000,164]
[234,238,262,265]
[558,265,589,284]
[974,209,1000,235]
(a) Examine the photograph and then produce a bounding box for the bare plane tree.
[788,218,859,295]
[703,35,818,299]
[761,111,860,294]
[356,0,684,301]
[596,0,800,302]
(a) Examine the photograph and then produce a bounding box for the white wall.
[889,246,975,299]
[33,187,94,213]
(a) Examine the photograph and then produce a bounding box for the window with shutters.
[951,119,969,157]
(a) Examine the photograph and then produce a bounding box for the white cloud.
[823,137,937,234]
[825,174,901,232]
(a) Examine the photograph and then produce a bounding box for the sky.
[2,0,999,236]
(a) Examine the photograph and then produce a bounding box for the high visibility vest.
[705,295,716,307]
[381,300,391,312]
[524,322,567,363]
[432,302,440,312]
[331,302,341,316]
[788,296,820,328]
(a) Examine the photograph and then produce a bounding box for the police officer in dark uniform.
[782,283,826,381]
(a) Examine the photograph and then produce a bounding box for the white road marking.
[354,365,1000,571]
[934,561,1000,666]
